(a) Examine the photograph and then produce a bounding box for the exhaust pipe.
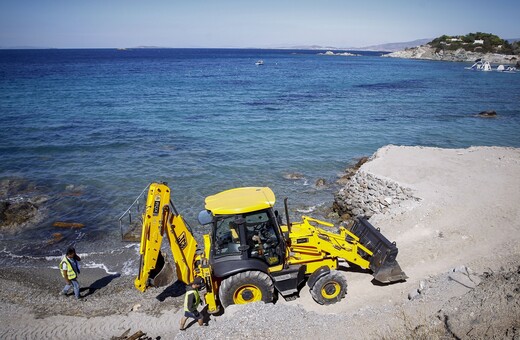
[284,197,291,233]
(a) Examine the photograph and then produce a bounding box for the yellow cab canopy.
[204,187,276,215]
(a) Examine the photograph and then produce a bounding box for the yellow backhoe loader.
[121,182,407,313]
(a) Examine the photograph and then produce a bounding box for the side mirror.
[198,210,213,225]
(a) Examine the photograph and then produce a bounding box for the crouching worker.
[179,276,205,331]
[59,246,81,299]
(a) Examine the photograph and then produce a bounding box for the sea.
[1,48,519,274]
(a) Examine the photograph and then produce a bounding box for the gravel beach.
[1,145,519,340]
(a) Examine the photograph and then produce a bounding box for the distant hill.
[0,45,52,49]
[384,32,520,64]
[358,39,432,52]
[277,39,432,52]
[277,44,342,50]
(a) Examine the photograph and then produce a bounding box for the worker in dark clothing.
[179,276,205,331]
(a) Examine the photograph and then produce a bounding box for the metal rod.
[284,197,291,233]
[118,184,149,221]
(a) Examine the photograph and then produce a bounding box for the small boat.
[465,60,492,71]
[255,60,264,66]
[497,65,517,73]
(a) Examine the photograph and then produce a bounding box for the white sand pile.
[1,145,519,339]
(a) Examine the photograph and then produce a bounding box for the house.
[474,39,484,44]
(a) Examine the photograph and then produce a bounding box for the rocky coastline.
[333,170,419,221]
[383,44,520,65]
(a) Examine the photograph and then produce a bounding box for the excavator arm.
[135,183,199,290]
[133,182,219,313]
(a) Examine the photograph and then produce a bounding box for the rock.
[448,271,478,289]
[478,110,497,117]
[408,289,420,300]
[352,157,369,170]
[0,201,39,227]
[0,178,37,198]
[48,232,64,244]
[283,172,304,180]
[315,178,327,187]
[0,178,49,233]
[351,208,363,216]
[340,213,352,221]
[336,157,369,185]
[453,265,468,273]
[52,221,85,229]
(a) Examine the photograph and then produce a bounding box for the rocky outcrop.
[478,110,498,117]
[383,45,519,64]
[0,178,48,233]
[319,51,360,56]
[333,171,418,220]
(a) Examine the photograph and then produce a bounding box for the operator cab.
[212,209,283,265]
[199,208,284,266]
[198,187,286,274]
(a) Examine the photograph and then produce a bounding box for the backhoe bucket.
[349,218,408,283]
[148,251,175,287]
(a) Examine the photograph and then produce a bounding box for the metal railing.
[118,184,150,240]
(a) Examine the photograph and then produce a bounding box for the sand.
[1,145,519,339]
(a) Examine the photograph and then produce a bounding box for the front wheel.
[310,270,347,305]
[219,271,274,307]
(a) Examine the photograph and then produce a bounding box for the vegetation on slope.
[429,32,520,55]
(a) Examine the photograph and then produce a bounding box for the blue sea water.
[1,48,520,263]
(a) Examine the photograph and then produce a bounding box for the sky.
[1,0,518,49]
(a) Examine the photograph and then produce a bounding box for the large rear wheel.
[219,271,274,307]
[310,270,347,305]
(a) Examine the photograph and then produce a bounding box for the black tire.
[218,271,274,307]
[310,270,347,305]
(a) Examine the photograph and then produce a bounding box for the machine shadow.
[156,280,187,301]
[81,273,121,297]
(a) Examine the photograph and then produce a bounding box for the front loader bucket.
[349,218,408,283]
[372,258,408,283]
[149,251,175,288]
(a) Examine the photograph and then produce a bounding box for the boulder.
[0,178,48,233]
[315,178,327,187]
[52,221,85,229]
[0,201,39,228]
[478,110,497,117]
[408,288,421,300]
[283,172,305,180]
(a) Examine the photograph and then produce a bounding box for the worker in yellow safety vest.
[59,247,82,299]
[179,276,206,331]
